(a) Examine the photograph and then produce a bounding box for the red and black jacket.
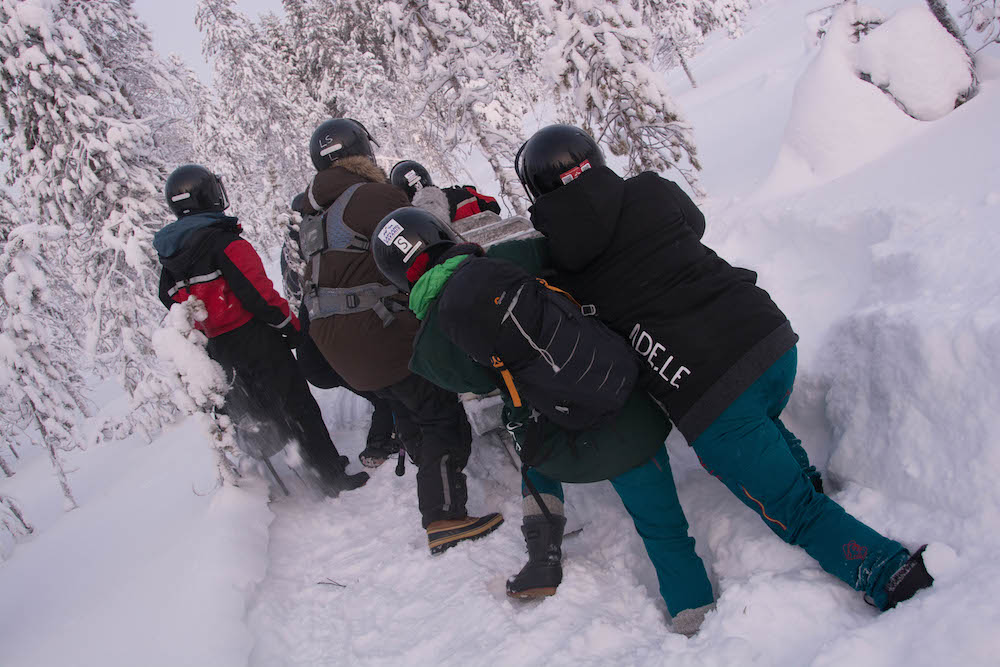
[154,212,298,338]
[442,185,501,221]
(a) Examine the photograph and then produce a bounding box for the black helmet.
[389,160,433,200]
[165,164,230,217]
[309,118,376,171]
[514,124,606,202]
[372,207,459,293]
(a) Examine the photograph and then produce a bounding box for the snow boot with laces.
[506,514,566,599]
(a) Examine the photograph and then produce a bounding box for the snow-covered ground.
[3,0,1000,665]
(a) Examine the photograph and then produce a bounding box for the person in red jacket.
[155,164,368,496]
[389,159,501,224]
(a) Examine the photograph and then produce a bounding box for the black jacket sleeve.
[158,269,175,310]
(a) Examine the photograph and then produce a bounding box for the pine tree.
[381,0,532,213]
[543,0,703,191]
[0,217,86,509]
[197,0,325,248]
[2,0,180,462]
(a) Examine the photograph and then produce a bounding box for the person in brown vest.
[293,118,503,553]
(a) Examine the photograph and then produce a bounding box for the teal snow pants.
[524,449,715,617]
[691,345,909,610]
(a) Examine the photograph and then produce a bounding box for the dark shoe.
[427,513,504,555]
[319,469,370,497]
[359,436,399,468]
[507,514,566,599]
[882,545,933,610]
[338,455,350,470]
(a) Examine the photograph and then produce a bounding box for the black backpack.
[437,256,638,435]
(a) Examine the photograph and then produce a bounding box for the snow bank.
[0,419,273,667]
[760,2,974,198]
[761,4,922,196]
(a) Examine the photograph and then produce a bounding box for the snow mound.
[856,6,974,121]
[761,3,973,197]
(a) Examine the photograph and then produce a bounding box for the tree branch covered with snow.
[151,298,243,489]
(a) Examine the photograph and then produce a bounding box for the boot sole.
[428,514,504,555]
[507,587,558,599]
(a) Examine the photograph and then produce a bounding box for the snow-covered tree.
[693,0,753,38]
[1,0,180,446]
[0,494,33,561]
[0,222,86,509]
[151,298,241,488]
[959,0,1000,50]
[381,0,532,213]
[197,0,324,248]
[543,0,703,191]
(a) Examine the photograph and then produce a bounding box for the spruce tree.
[1,0,187,498]
[543,0,703,191]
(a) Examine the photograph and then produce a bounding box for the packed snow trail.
[246,389,999,666]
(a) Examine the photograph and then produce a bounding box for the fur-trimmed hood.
[331,155,388,184]
[302,156,389,215]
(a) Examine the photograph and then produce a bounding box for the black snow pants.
[295,304,417,446]
[376,372,472,527]
[206,320,344,476]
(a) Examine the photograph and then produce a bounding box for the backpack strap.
[536,278,597,316]
[303,282,405,327]
[491,356,522,407]
[299,183,369,260]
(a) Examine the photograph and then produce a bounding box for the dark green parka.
[407,238,668,483]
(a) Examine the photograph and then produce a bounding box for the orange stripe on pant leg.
[742,485,787,531]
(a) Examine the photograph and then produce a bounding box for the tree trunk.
[679,52,697,89]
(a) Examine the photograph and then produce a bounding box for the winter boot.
[507,514,566,599]
[316,462,369,498]
[672,602,715,637]
[426,513,504,555]
[882,544,934,610]
[359,434,399,468]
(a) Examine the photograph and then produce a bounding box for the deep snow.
[3,0,1000,665]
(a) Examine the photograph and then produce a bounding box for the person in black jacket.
[512,126,933,612]
[155,164,369,496]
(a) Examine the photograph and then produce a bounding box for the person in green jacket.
[371,207,716,636]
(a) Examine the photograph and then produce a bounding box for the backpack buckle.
[581,304,597,316]
[346,293,360,309]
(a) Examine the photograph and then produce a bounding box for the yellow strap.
[536,278,581,307]
[491,355,522,407]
